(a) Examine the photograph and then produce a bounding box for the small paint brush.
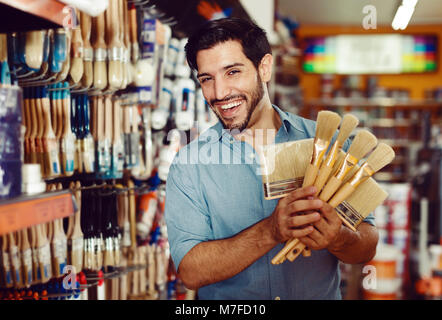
[303,111,342,188]
[319,129,377,202]
[313,114,359,196]
[329,143,395,208]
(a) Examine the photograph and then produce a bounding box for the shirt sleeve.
[165,163,213,270]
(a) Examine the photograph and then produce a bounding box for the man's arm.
[177,186,322,290]
[299,201,379,264]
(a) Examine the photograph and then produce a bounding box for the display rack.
[0,190,76,236]
[0,0,69,32]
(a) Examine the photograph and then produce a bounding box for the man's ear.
[258,54,273,82]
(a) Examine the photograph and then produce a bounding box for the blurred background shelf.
[0,190,76,236]
[0,0,68,32]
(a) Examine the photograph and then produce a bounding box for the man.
[165,17,378,299]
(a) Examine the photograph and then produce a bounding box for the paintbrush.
[329,143,395,209]
[0,33,11,85]
[80,11,93,88]
[1,234,13,288]
[313,114,359,196]
[92,12,108,90]
[60,82,75,176]
[51,183,67,277]
[96,95,107,174]
[36,221,52,283]
[106,0,123,90]
[319,129,378,202]
[34,87,45,176]
[334,178,388,232]
[71,181,84,274]
[259,138,313,200]
[7,232,21,287]
[19,228,33,287]
[112,98,124,178]
[119,0,128,89]
[23,88,32,163]
[103,190,115,272]
[56,29,71,82]
[69,9,84,84]
[28,225,40,285]
[103,95,113,175]
[81,94,96,173]
[303,111,342,188]
[41,87,61,178]
[128,180,137,250]
[128,3,139,64]
[24,31,44,71]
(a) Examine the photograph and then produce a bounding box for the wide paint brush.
[106,0,123,90]
[259,139,313,200]
[20,228,33,287]
[25,30,44,71]
[51,183,67,277]
[60,82,75,176]
[313,114,359,196]
[319,130,378,202]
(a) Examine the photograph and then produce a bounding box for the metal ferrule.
[334,153,358,180]
[311,138,329,166]
[347,162,375,187]
[83,47,93,61]
[108,47,123,61]
[263,177,304,199]
[335,201,364,230]
[324,140,339,167]
[94,48,107,62]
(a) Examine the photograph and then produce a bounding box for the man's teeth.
[220,101,242,110]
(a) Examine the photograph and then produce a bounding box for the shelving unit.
[0,0,69,32]
[0,190,76,236]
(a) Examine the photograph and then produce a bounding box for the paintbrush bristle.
[347,130,377,159]
[344,178,388,218]
[366,143,395,172]
[316,111,341,142]
[261,139,313,182]
[336,114,359,145]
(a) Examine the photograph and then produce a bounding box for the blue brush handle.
[51,30,67,73]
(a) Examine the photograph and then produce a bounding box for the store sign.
[335,35,402,74]
[303,34,437,74]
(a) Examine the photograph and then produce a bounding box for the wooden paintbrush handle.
[319,176,342,202]
[328,182,356,209]
[271,238,299,265]
[303,163,319,188]
[314,165,333,196]
[286,242,306,262]
[104,96,113,142]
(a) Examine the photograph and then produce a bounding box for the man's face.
[196,40,265,131]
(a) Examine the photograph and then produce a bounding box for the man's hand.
[268,186,323,243]
[298,201,343,251]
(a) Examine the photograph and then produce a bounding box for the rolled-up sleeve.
[165,163,212,270]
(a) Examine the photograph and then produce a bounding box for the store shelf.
[0,190,76,236]
[0,0,69,32]
[304,98,442,108]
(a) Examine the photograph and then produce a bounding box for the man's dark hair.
[185,17,271,71]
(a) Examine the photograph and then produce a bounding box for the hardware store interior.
[0,0,441,300]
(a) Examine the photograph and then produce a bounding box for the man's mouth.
[215,99,245,119]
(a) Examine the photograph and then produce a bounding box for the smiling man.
[164,18,378,300]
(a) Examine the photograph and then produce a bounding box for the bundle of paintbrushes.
[261,111,395,265]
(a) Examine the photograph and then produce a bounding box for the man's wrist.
[327,225,360,254]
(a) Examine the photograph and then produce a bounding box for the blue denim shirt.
[165,105,375,300]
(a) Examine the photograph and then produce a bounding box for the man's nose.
[214,79,231,101]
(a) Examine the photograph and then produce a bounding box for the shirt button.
[275,296,281,300]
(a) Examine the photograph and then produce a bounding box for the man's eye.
[228,70,240,75]
[200,77,211,83]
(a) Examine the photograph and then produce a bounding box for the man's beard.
[210,74,265,132]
